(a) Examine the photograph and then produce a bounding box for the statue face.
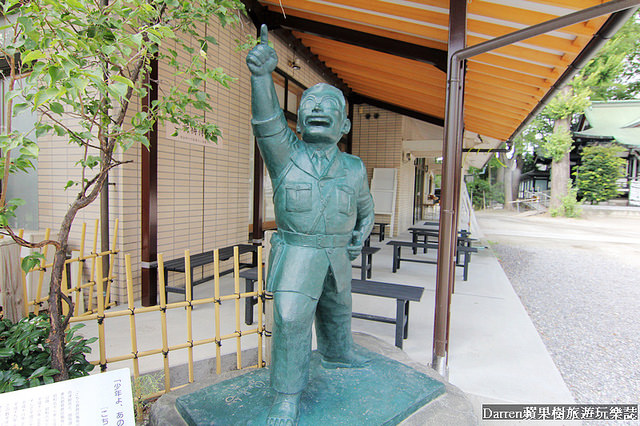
[297,84,351,146]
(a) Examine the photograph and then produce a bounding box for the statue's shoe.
[320,350,371,369]
[266,392,301,426]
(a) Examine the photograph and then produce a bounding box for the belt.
[280,230,352,248]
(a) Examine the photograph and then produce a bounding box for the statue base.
[176,346,443,425]
[150,333,477,425]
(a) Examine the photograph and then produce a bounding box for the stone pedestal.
[150,333,477,425]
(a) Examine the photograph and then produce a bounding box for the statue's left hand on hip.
[347,230,362,261]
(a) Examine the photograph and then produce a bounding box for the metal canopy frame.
[433,0,639,376]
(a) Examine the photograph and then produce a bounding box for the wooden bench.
[238,266,424,349]
[408,227,474,256]
[352,246,381,280]
[386,240,478,281]
[370,222,388,242]
[351,279,424,349]
[163,244,257,300]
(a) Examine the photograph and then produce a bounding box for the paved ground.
[477,210,640,409]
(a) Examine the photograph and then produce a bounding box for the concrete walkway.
[81,222,574,421]
[350,229,574,415]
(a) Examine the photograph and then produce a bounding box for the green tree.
[573,12,640,100]
[466,165,504,210]
[539,86,590,211]
[574,145,626,204]
[512,12,639,215]
[0,0,245,381]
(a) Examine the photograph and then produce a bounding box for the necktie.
[312,151,328,174]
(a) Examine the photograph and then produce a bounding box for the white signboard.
[0,368,134,426]
[371,168,398,237]
[165,122,221,148]
[630,181,640,207]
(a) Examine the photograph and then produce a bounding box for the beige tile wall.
[351,104,415,236]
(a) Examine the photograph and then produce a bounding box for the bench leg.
[395,299,404,349]
[403,300,410,339]
[164,270,169,303]
[463,252,470,281]
[380,224,385,242]
[245,278,255,325]
[392,245,398,273]
[367,253,373,279]
[412,232,418,255]
[360,256,367,281]
[190,266,195,298]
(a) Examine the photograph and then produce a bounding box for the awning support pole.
[431,0,638,375]
[432,0,466,378]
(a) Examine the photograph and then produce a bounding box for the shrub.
[467,178,504,210]
[0,314,96,393]
[574,144,626,204]
[550,186,582,218]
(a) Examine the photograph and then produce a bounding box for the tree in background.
[0,0,245,381]
[509,12,639,214]
[574,145,626,204]
[466,161,505,210]
[536,86,591,211]
[573,12,640,101]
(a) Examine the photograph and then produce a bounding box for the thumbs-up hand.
[246,24,278,76]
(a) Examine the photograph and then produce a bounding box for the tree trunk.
[49,248,70,381]
[550,117,571,211]
[48,200,84,381]
[504,158,514,210]
[511,166,522,202]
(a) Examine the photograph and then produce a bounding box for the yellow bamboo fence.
[68,246,266,401]
[20,219,120,317]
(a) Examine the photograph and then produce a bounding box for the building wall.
[351,104,414,236]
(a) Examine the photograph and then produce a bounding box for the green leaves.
[21,252,46,273]
[543,88,590,120]
[76,155,101,169]
[540,128,573,163]
[574,144,626,204]
[574,11,640,101]
[21,50,46,64]
[0,314,95,393]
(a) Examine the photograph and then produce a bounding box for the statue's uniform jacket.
[253,108,374,395]
[253,112,375,300]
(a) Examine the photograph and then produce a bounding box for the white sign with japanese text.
[165,122,221,148]
[0,368,134,426]
[630,181,640,207]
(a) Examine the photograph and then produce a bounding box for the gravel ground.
[476,210,640,424]
[491,243,640,406]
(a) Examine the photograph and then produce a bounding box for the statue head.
[296,83,351,146]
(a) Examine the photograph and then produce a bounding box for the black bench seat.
[351,278,424,349]
[370,222,388,242]
[351,246,381,280]
[163,244,257,300]
[386,240,478,281]
[239,267,424,349]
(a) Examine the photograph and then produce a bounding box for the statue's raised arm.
[247,25,294,180]
[247,25,280,121]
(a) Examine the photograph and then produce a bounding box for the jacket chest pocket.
[285,183,312,212]
[337,185,355,215]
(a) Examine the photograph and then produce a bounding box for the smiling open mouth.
[306,116,331,127]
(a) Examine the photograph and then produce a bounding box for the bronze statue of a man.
[247,25,374,425]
